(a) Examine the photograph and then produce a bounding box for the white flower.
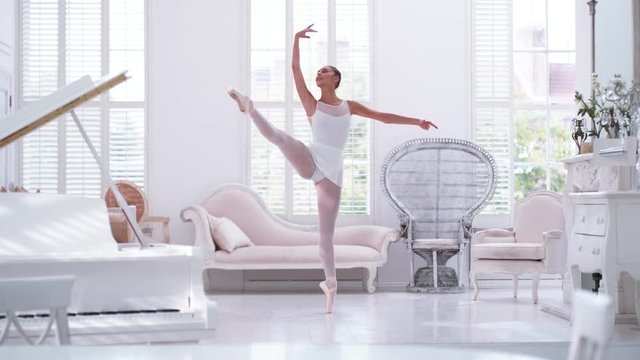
[591,73,603,96]
[609,74,627,94]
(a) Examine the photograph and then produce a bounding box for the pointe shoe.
[319,278,337,314]
[227,87,253,113]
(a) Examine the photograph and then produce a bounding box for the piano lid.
[0,193,119,258]
[0,71,128,148]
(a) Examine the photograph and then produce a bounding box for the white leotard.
[307,100,351,187]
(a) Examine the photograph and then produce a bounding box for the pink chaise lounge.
[181,183,400,293]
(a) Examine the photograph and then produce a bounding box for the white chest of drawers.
[567,191,640,320]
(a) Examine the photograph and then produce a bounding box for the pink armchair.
[470,191,565,303]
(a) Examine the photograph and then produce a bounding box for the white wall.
[594,0,634,81]
[147,0,470,288]
[147,0,247,240]
[0,0,14,72]
[591,0,638,314]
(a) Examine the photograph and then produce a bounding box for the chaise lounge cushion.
[213,245,382,267]
[208,215,253,252]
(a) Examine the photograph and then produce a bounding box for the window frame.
[245,0,375,224]
[15,0,149,196]
[471,0,577,215]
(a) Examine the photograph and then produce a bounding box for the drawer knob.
[581,216,586,222]
[578,245,582,251]
[592,248,601,255]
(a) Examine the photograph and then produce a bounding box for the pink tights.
[228,89,339,313]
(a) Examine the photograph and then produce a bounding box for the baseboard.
[375,282,409,291]
[241,280,367,292]
[207,278,563,293]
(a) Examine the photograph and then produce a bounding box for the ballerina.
[228,24,437,313]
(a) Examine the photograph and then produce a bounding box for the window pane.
[252,50,286,102]
[292,0,328,101]
[514,110,546,163]
[341,115,369,214]
[20,0,60,192]
[550,165,566,193]
[336,0,369,101]
[251,0,285,49]
[474,0,575,214]
[250,0,371,217]
[250,108,286,214]
[336,49,369,100]
[21,122,58,193]
[20,0,146,195]
[514,165,546,201]
[110,108,146,187]
[550,110,575,161]
[474,0,511,103]
[251,0,285,102]
[110,0,145,101]
[548,0,575,50]
[512,0,546,49]
[292,108,315,215]
[21,0,59,100]
[475,107,511,214]
[66,106,102,197]
[548,52,575,104]
[514,52,547,103]
[66,0,102,83]
[110,50,145,101]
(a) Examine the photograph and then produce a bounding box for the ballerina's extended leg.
[228,88,315,179]
[227,88,254,113]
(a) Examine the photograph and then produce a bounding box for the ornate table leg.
[570,264,582,294]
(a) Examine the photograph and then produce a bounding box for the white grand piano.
[0,72,216,336]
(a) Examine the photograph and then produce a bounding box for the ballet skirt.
[307,100,351,187]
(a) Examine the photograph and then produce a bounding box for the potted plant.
[572,74,639,154]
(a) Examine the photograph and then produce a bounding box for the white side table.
[567,191,640,324]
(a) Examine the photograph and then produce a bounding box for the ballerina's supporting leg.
[315,178,341,313]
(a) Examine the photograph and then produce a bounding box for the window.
[249,0,371,217]
[18,0,146,196]
[472,0,575,213]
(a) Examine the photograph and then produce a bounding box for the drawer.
[573,204,607,236]
[572,233,604,273]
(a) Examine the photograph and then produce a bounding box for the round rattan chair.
[381,138,497,292]
[104,180,170,243]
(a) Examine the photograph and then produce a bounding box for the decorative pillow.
[207,215,253,252]
[0,186,6,192]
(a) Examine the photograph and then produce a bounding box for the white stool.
[568,290,615,360]
[0,276,75,345]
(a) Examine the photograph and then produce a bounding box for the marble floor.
[4,287,640,359]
